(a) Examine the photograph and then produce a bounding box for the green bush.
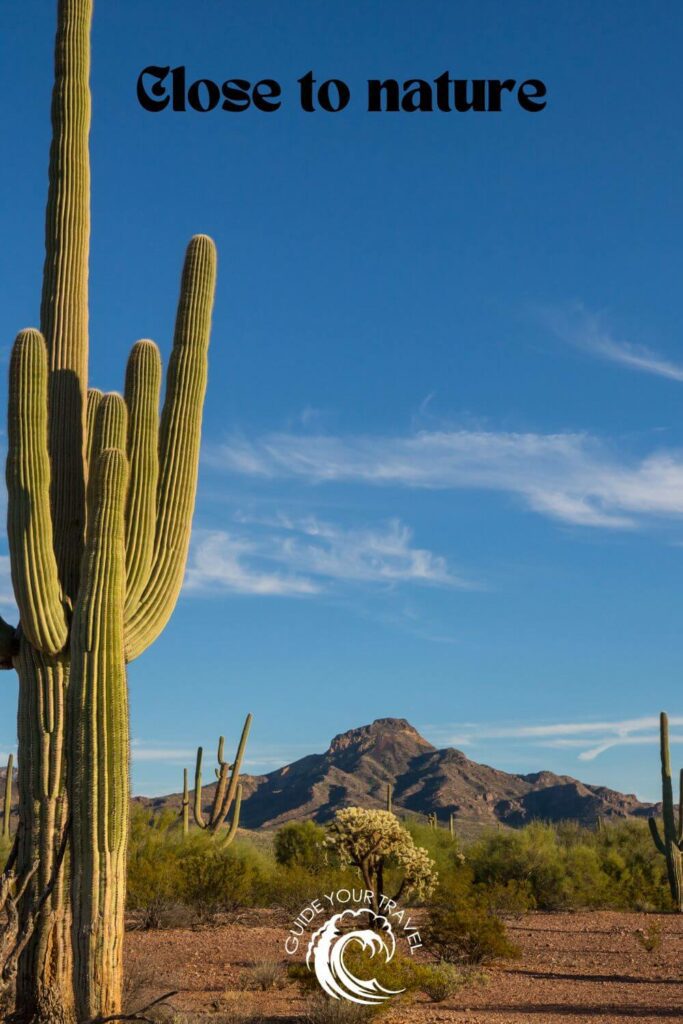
[275,820,329,871]
[467,819,670,911]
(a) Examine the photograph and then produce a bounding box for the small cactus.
[449,812,456,840]
[2,754,12,841]
[386,782,393,814]
[192,714,252,844]
[648,712,683,912]
[428,811,438,829]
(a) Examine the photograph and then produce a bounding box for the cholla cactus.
[1,755,12,841]
[192,715,252,844]
[325,807,437,914]
[648,712,683,911]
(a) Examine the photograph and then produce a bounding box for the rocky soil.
[124,909,683,1023]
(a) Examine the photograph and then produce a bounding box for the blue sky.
[1,0,682,802]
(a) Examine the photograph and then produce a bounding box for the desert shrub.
[634,922,663,953]
[176,836,269,919]
[263,863,357,914]
[427,876,521,965]
[406,961,466,1002]
[126,821,186,928]
[244,961,287,991]
[466,819,670,911]
[303,995,381,1023]
[275,821,329,871]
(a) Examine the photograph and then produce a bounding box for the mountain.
[137,717,658,834]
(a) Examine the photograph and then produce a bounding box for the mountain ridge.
[135,717,658,832]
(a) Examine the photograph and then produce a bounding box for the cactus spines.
[386,783,393,814]
[5,1,218,1019]
[181,769,190,836]
[192,715,252,843]
[2,755,13,841]
[648,712,683,912]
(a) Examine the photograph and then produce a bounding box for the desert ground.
[125,910,683,1023]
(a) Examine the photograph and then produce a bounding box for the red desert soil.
[125,910,682,1023]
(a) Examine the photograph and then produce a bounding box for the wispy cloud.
[547,304,683,382]
[184,515,465,597]
[207,429,683,530]
[425,715,683,763]
[130,741,195,763]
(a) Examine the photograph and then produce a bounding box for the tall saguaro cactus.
[648,712,683,912]
[2,1,218,1020]
[192,715,252,843]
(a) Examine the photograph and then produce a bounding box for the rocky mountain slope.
[137,717,658,832]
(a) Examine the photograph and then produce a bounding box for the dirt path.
[125,910,683,1023]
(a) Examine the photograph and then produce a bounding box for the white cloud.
[546,305,683,382]
[207,428,683,530]
[130,741,195,763]
[425,715,683,763]
[184,516,465,597]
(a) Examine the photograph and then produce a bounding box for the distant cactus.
[449,812,456,840]
[2,754,12,841]
[428,811,438,829]
[386,783,393,814]
[181,769,190,837]
[192,715,252,844]
[648,712,683,912]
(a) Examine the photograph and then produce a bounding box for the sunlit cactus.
[2,1,217,1018]
[192,715,252,845]
[648,712,683,912]
[386,782,393,814]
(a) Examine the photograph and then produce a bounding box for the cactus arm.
[649,816,666,856]
[86,388,103,472]
[68,447,129,1019]
[7,330,69,654]
[209,737,228,827]
[213,714,252,832]
[221,784,242,847]
[123,340,161,616]
[181,768,189,836]
[89,394,128,468]
[124,236,217,662]
[41,0,93,603]
[192,747,206,829]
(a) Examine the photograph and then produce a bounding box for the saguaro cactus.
[648,712,683,912]
[2,1,217,1019]
[181,769,190,836]
[192,715,252,844]
[2,755,12,841]
[386,783,393,814]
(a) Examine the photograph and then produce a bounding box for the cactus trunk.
[14,648,73,1024]
[648,712,683,912]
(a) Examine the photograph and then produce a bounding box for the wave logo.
[306,908,405,1006]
